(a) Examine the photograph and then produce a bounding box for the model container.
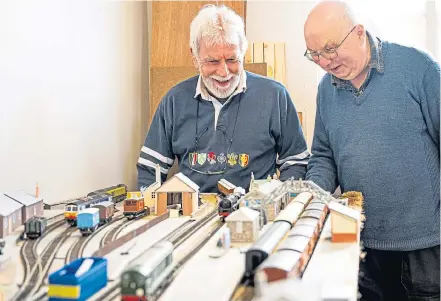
[24,216,47,239]
[77,208,99,236]
[48,257,107,301]
[92,201,114,225]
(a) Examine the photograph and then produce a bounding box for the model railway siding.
[168,206,219,248]
[160,220,194,242]
[93,210,170,258]
[100,218,138,248]
[17,219,65,288]
[141,218,224,301]
[13,226,76,301]
[66,215,125,263]
[113,208,222,301]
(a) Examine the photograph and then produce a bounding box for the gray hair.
[190,4,248,60]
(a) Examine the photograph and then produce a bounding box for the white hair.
[190,4,248,59]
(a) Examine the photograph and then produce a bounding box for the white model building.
[141,164,162,213]
[225,207,260,243]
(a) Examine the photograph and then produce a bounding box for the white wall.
[246,0,439,149]
[246,1,319,148]
[0,1,148,204]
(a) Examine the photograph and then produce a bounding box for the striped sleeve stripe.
[279,160,309,171]
[141,146,174,166]
[276,150,310,165]
[138,158,169,174]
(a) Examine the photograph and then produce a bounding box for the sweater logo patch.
[227,153,238,166]
[218,153,226,164]
[189,152,197,166]
[239,154,249,167]
[197,153,207,165]
[207,152,217,164]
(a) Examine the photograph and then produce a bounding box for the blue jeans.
[359,245,440,301]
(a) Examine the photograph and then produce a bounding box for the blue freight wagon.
[77,208,100,236]
[48,257,108,301]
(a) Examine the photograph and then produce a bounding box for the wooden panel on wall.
[182,192,192,216]
[248,41,286,86]
[149,63,267,126]
[156,193,167,215]
[151,1,246,68]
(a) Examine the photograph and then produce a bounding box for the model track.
[99,207,221,301]
[66,215,125,263]
[99,217,142,248]
[168,207,219,248]
[13,224,76,301]
[155,220,224,300]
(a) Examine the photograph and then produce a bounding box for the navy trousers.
[358,245,440,301]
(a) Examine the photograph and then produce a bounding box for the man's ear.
[191,49,199,69]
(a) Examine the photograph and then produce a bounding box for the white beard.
[201,72,241,99]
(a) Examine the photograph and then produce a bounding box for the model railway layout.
[2,178,361,301]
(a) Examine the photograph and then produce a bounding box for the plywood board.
[274,43,286,85]
[263,42,275,79]
[149,63,267,126]
[151,1,246,68]
[253,42,264,63]
[245,45,253,63]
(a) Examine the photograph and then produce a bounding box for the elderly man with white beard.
[137,4,309,193]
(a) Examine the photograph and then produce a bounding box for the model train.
[64,194,112,226]
[123,191,149,220]
[76,201,115,236]
[120,241,174,301]
[24,216,47,239]
[254,200,329,293]
[87,183,128,203]
[218,192,242,221]
[241,192,316,286]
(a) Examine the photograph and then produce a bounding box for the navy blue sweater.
[306,40,440,251]
[137,72,309,193]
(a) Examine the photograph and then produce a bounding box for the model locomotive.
[87,183,128,203]
[218,192,243,221]
[64,194,112,226]
[120,241,174,301]
[123,191,149,220]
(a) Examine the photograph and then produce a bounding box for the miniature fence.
[93,211,170,257]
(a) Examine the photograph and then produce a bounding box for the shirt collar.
[194,70,247,101]
[331,30,384,88]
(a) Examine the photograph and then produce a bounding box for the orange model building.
[328,201,361,243]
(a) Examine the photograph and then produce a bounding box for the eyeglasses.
[304,26,356,62]
[188,95,241,175]
[199,57,242,69]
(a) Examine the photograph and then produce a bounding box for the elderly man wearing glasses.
[137,5,308,195]
[304,1,440,301]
